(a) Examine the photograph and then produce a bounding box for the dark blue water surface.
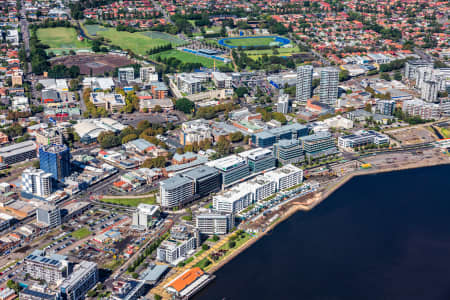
[194,165,450,300]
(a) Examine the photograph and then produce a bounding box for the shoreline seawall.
[206,159,450,277]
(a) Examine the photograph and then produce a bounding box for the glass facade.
[39,144,71,181]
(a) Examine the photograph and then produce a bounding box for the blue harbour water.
[194,165,450,300]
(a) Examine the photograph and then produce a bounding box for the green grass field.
[246,46,303,59]
[83,24,108,37]
[96,28,171,55]
[140,31,184,45]
[100,196,156,207]
[223,37,277,47]
[37,27,91,51]
[85,26,183,55]
[440,127,450,138]
[152,49,224,68]
[72,227,91,240]
[219,232,252,251]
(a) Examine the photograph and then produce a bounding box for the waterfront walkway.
[149,232,245,299]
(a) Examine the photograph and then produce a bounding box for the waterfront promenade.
[151,149,450,299]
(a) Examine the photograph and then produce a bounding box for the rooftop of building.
[137,203,159,215]
[160,175,193,189]
[59,260,97,290]
[265,164,301,177]
[0,140,36,157]
[167,267,205,293]
[181,165,218,180]
[300,131,332,141]
[238,147,273,161]
[39,143,68,153]
[125,138,154,152]
[25,250,67,267]
[276,139,300,147]
[206,154,246,171]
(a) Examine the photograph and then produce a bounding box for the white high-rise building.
[195,212,234,235]
[296,65,313,104]
[421,80,438,103]
[277,93,290,114]
[319,67,339,106]
[415,66,433,90]
[140,66,158,83]
[132,204,160,229]
[22,168,52,197]
[36,204,61,228]
[156,237,196,264]
[118,67,135,83]
[263,164,303,191]
[159,175,195,208]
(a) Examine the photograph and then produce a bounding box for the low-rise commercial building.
[132,204,160,229]
[375,100,396,116]
[338,130,390,149]
[36,204,61,228]
[206,155,250,187]
[157,236,196,264]
[273,139,305,164]
[159,175,195,209]
[177,73,202,94]
[0,213,14,232]
[166,267,212,299]
[238,148,276,174]
[323,115,354,129]
[0,141,37,165]
[23,250,69,284]
[211,72,232,89]
[213,187,253,214]
[182,166,222,197]
[241,176,276,202]
[195,212,234,235]
[300,132,339,159]
[402,99,440,120]
[59,261,98,300]
[263,164,303,191]
[251,123,309,148]
[90,92,126,111]
[118,67,135,82]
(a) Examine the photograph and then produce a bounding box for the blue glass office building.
[39,144,71,181]
[251,123,310,148]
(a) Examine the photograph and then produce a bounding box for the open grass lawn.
[100,196,156,207]
[440,127,450,138]
[140,31,185,45]
[37,27,91,50]
[152,49,224,68]
[246,46,303,59]
[194,257,212,270]
[96,28,171,55]
[225,37,276,47]
[83,24,108,37]
[72,227,91,240]
[219,232,252,251]
[102,259,124,270]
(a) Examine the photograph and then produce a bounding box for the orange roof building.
[166,267,212,298]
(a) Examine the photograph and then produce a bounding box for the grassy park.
[83,25,184,55]
[224,37,277,47]
[72,227,92,240]
[37,27,91,52]
[246,46,303,59]
[153,49,223,68]
[100,195,156,207]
